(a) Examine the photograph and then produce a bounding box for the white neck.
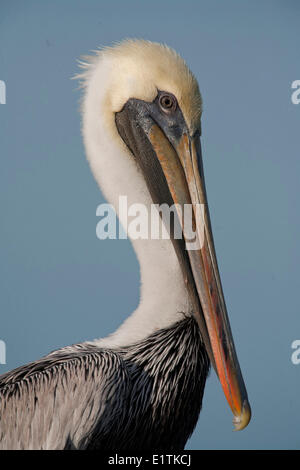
[82,57,192,348]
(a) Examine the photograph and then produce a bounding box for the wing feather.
[0,348,130,449]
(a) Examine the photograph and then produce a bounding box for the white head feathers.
[77,39,202,135]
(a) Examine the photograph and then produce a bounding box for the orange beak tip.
[232,400,251,431]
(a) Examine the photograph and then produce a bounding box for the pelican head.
[79,39,251,431]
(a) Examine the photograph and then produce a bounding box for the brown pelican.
[0,39,251,450]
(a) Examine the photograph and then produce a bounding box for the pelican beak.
[147,125,251,431]
[115,98,251,430]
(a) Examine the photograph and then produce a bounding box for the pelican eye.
[158,92,177,114]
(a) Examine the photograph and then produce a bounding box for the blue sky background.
[0,0,299,449]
